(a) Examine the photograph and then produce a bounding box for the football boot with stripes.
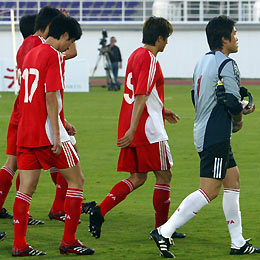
[150,229,175,258]
[230,240,260,255]
[0,208,13,219]
[88,206,104,238]
[12,245,46,257]
[28,215,45,225]
[0,231,6,241]
[59,239,95,255]
[82,201,97,214]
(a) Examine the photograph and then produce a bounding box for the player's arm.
[117,94,146,148]
[46,91,62,154]
[221,61,243,133]
[231,112,243,133]
[165,109,180,124]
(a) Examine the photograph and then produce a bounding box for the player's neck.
[45,37,60,51]
[221,48,230,57]
[215,48,230,57]
[143,44,158,57]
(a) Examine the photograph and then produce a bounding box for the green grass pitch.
[0,84,259,260]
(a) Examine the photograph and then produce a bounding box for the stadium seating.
[0,1,141,22]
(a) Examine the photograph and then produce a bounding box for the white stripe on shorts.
[62,142,78,168]
[213,157,223,179]
[68,141,79,161]
[159,141,173,171]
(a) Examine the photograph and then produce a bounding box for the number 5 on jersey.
[124,72,135,104]
[22,68,39,103]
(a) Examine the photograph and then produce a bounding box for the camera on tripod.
[92,30,116,89]
[99,30,108,48]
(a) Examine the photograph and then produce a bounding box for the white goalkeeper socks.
[160,189,210,238]
[223,188,245,248]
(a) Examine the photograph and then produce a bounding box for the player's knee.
[155,170,172,184]
[19,184,37,196]
[162,171,172,183]
[130,174,147,188]
[5,156,17,173]
[207,188,221,200]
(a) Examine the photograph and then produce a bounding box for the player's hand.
[243,104,255,115]
[65,120,77,136]
[117,129,135,148]
[52,135,62,155]
[165,109,180,124]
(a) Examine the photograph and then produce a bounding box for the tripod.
[92,47,117,90]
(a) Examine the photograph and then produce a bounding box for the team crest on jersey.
[232,60,240,87]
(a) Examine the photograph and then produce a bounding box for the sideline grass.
[0,85,259,260]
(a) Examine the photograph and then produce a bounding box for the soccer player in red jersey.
[12,15,94,257]
[0,6,78,223]
[88,16,184,240]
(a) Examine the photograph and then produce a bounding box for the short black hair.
[48,15,82,40]
[19,14,37,39]
[206,15,235,51]
[34,6,61,32]
[142,16,173,46]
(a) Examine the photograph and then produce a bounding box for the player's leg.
[48,168,68,222]
[88,147,147,238]
[12,169,46,256]
[14,170,45,226]
[1,99,20,218]
[99,172,146,217]
[0,155,17,218]
[58,163,94,255]
[150,177,218,258]
[153,169,172,228]
[151,142,230,257]
[88,171,147,238]
[223,161,260,254]
[153,169,186,239]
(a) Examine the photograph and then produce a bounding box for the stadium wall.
[0,24,260,88]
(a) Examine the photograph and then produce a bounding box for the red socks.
[99,179,134,217]
[0,166,15,209]
[51,172,68,214]
[13,191,31,249]
[62,189,83,244]
[153,184,171,228]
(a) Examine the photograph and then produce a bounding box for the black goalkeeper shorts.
[198,141,237,179]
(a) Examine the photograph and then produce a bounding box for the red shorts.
[6,122,18,156]
[117,141,173,173]
[17,141,79,170]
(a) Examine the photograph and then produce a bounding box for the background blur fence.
[0,0,260,24]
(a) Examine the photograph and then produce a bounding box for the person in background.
[107,36,122,91]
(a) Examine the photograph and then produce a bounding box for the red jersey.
[17,35,45,72]
[17,44,69,148]
[118,47,168,147]
[10,36,45,126]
